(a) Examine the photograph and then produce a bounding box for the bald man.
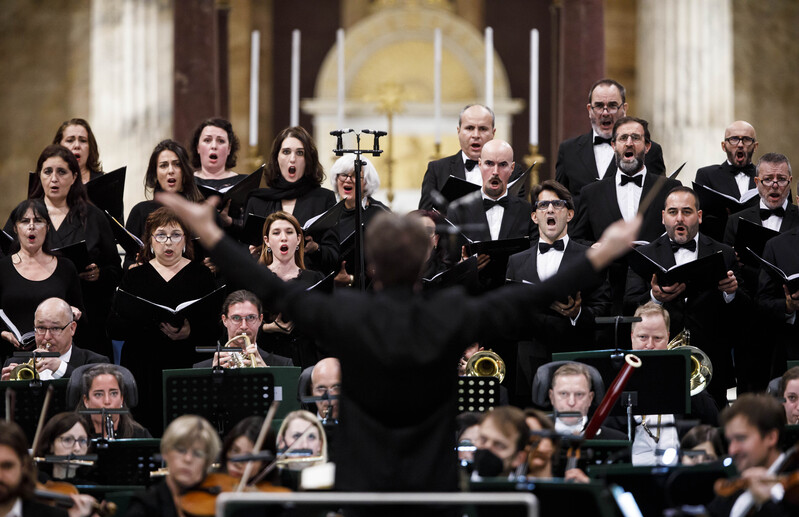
[695,121,761,240]
[311,357,341,421]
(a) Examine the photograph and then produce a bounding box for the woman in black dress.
[244,127,337,271]
[109,208,219,434]
[257,211,324,368]
[0,201,83,361]
[125,140,204,268]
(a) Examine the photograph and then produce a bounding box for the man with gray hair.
[1,297,108,380]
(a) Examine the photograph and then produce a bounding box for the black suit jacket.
[696,162,756,200]
[192,344,294,368]
[419,151,529,212]
[624,234,746,390]
[22,499,69,517]
[570,172,681,244]
[3,344,109,378]
[556,132,666,208]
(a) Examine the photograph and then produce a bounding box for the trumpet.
[667,329,713,396]
[10,343,51,381]
[465,350,506,383]
[225,334,259,368]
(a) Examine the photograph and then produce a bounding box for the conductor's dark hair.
[52,118,102,176]
[30,144,89,224]
[265,126,325,187]
[0,421,36,499]
[611,116,651,144]
[137,207,194,262]
[145,139,204,202]
[665,186,701,211]
[222,290,263,317]
[365,212,430,287]
[531,180,574,211]
[190,117,240,170]
[588,78,627,105]
[8,199,54,255]
[720,393,786,441]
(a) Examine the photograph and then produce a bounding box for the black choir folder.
[734,218,780,265]
[692,181,759,214]
[104,210,144,256]
[302,200,346,238]
[114,284,226,327]
[748,247,799,292]
[241,213,266,247]
[439,166,531,203]
[52,240,91,272]
[422,255,478,290]
[627,248,728,288]
[198,165,264,218]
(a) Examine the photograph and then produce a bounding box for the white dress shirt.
[536,235,569,281]
[631,414,679,466]
[592,130,614,179]
[615,168,646,222]
[462,151,482,186]
[482,192,507,241]
[37,346,72,381]
[760,198,788,232]
[730,452,787,517]
[728,160,753,199]
[2,499,22,517]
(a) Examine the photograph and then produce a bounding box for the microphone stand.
[595,315,642,440]
[331,128,385,291]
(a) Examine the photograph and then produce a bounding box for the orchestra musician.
[472,406,529,478]
[125,415,221,517]
[220,416,276,483]
[156,188,641,493]
[779,367,799,426]
[37,412,92,481]
[75,363,151,439]
[310,357,341,422]
[276,410,328,470]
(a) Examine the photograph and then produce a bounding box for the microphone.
[362,129,387,137]
[330,128,354,136]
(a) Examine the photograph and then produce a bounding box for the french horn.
[465,350,506,383]
[667,329,712,396]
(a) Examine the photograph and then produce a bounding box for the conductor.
[156,191,641,493]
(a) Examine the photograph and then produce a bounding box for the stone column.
[90,0,173,218]
[637,0,733,180]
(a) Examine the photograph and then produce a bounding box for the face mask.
[473,448,504,477]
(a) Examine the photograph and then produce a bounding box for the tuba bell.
[667,329,713,396]
[465,350,506,383]
[10,359,39,381]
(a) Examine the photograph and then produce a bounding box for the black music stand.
[163,368,301,436]
[84,438,161,487]
[457,376,500,413]
[0,379,69,443]
[471,478,620,517]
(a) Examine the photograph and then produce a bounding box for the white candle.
[434,28,442,145]
[290,29,301,128]
[529,29,539,146]
[337,28,345,130]
[485,27,493,108]
[249,30,260,147]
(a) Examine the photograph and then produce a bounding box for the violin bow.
[235,400,279,492]
[31,385,55,458]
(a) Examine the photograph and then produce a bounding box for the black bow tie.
[760,207,785,220]
[465,159,479,171]
[594,136,612,146]
[620,174,643,187]
[539,240,565,254]
[731,163,756,177]
[483,197,509,211]
[670,240,697,253]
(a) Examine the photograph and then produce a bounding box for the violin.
[35,480,117,516]
[177,472,290,517]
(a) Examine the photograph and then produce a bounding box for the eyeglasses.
[337,174,356,182]
[535,199,569,211]
[153,232,184,243]
[173,446,207,460]
[228,314,259,323]
[590,103,621,114]
[759,178,790,187]
[615,134,644,143]
[58,436,88,448]
[725,136,756,146]
[33,322,71,336]
[313,384,341,396]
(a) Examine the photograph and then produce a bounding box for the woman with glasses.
[256,212,324,368]
[109,207,219,434]
[37,412,93,481]
[0,199,83,360]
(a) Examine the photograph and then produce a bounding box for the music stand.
[471,478,620,517]
[457,376,500,413]
[84,438,161,487]
[0,379,69,443]
[163,368,300,436]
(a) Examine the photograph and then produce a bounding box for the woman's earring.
[267,247,272,253]
[182,246,186,254]
[150,246,154,255]
[296,245,299,251]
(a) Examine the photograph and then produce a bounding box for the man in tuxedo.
[311,357,341,422]
[556,78,665,209]
[192,289,293,368]
[571,116,680,314]
[696,121,760,240]
[624,187,746,407]
[707,394,797,517]
[418,104,527,212]
[507,180,610,401]
[1,298,108,380]
[724,153,796,392]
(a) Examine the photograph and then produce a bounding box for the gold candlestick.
[524,144,546,186]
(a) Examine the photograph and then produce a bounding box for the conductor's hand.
[160,319,191,340]
[156,193,224,248]
[1,364,16,381]
[718,270,738,295]
[1,331,20,349]
[784,285,799,314]
[586,215,642,270]
[651,275,686,303]
[551,292,581,319]
[304,235,319,254]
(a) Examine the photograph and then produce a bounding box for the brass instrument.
[667,329,713,396]
[10,359,39,381]
[225,334,258,368]
[465,350,506,383]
